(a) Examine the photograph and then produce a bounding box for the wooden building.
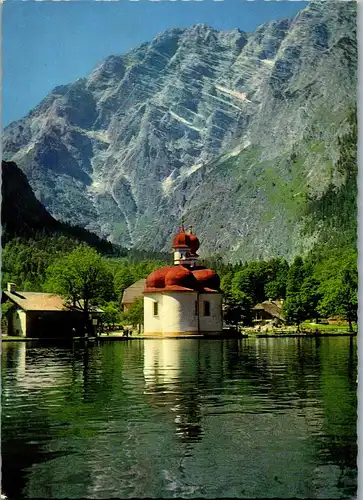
[3,283,103,338]
[121,279,146,312]
[252,300,285,326]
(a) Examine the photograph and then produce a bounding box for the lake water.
[1,337,357,499]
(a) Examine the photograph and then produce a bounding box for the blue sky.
[2,0,308,126]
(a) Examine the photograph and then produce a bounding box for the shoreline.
[1,332,357,342]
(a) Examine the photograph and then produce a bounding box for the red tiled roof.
[144,286,219,293]
[173,227,192,249]
[144,285,195,293]
[188,233,200,253]
[144,264,221,294]
[165,265,197,288]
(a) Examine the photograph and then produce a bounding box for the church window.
[153,301,159,316]
[203,301,210,316]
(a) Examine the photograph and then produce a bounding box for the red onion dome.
[188,233,200,254]
[165,265,198,289]
[145,266,175,289]
[173,230,192,249]
[192,269,220,290]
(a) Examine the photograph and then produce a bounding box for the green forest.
[1,231,357,332]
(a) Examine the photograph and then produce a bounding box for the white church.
[143,224,223,336]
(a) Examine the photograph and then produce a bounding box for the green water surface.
[1,337,357,499]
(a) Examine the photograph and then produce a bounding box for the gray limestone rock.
[3,1,357,261]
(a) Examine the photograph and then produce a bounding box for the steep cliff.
[1,160,115,254]
[2,160,60,239]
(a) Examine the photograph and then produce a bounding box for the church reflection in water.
[143,339,214,444]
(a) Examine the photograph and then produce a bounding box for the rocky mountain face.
[3,0,357,261]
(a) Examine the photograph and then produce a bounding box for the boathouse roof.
[3,290,104,313]
[3,290,69,311]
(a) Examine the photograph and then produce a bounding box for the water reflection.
[1,337,357,499]
[143,340,205,443]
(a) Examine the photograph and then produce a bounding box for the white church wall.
[143,294,163,334]
[144,292,223,335]
[199,293,223,333]
[162,292,199,334]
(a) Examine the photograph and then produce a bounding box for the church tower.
[172,223,200,268]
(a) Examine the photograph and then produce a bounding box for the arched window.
[203,301,210,316]
[153,301,159,316]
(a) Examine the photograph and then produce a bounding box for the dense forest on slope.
[304,108,357,249]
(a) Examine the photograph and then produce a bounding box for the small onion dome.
[145,266,175,289]
[165,265,198,289]
[192,269,220,291]
[188,233,200,254]
[172,227,191,249]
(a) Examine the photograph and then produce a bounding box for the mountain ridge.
[3,1,357,261]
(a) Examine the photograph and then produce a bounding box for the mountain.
[3,0,357,261]
[1,160,172,262]
[1,160,116,254]
[2,160,61,239]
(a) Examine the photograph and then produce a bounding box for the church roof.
[121,279,146,305]
[173,227,191,249]
[144,225,220,294]
[172,224,200,253]
[144,265,221,294]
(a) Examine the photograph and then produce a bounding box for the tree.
[220,271,234,297]
[231,261,270,305]
[299,276,321,322]
[317,255,357,331]
[284,256,308,330]
[102,302,121,327]
[123,297,144,333]
[1,235,81,291]
[1,301,16,335]
[114,267,136,302]
[45,245,113,334]
[223,292,252,328]
[264,259,289,300]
